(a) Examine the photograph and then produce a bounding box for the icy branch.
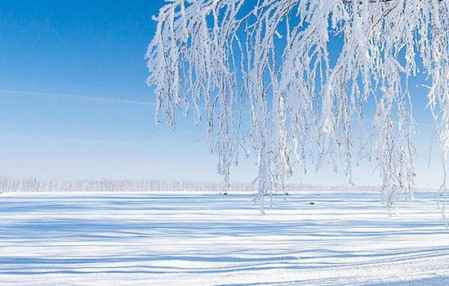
[147,0,449,210]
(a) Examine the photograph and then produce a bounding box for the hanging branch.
[147,0,449,211]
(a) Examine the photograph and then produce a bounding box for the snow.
[148,1,449,202]
[0,191,448,285]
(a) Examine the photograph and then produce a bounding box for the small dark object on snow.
[309,202,315,205]
[223,192,228,196]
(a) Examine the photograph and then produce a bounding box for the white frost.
[147,0,449,209]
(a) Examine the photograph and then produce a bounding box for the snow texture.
[1,191,448,285]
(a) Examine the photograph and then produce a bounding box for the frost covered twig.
[147,0,449,211]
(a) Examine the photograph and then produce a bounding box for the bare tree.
[147,0,449,211]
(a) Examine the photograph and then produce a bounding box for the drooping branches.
[147,0,449,210]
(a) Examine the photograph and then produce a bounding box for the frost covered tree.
[147,0,449,211]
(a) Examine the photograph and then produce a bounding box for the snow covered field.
[0,191,448,286]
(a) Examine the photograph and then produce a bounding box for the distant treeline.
[0,177,247,193]
[0,177,379,193]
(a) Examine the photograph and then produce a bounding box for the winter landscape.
[3,0,449,285]
[1,189,449,286]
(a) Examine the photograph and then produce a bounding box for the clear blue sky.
[0,0,442,187]
[0,0,227,181]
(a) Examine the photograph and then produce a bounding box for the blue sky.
[0,0,442,187]
[0,0,227,181]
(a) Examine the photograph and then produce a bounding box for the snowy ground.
[0,191,448,286]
